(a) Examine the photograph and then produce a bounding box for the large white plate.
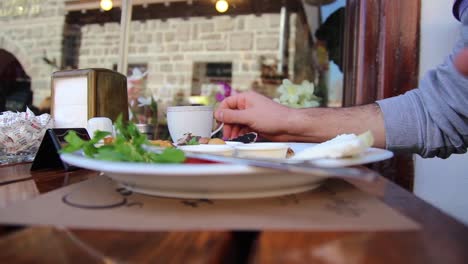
[60,143,393,199]
[291,143,394,168]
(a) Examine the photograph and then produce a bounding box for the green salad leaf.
[186,137,200,145]
[60,115,186,164]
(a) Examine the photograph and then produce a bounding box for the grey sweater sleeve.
[376,12,468,158]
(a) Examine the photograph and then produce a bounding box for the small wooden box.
[51,68,128,128]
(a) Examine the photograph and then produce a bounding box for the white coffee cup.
[167,106,223,142]
[87,117,113,139]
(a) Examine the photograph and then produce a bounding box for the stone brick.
[230,32,253,51]
[93,48,104,56]
[150,45,165,53]
[165,32,175,42]
[243,53,253,60]
[200,33,222,40]
[215,17,235,32]
[105,23,120,32]
[206,41,227,51]
[105,35,119,41]
[175,24,190,41]
[160,63,173,72]
[245,15,269,30]
[131,21,142,32]
[199,22,214,33]
[156,56,171,61]
[138,46,149,53]
[88,24,104,34]
[159,21,170,30]
[150,20,161,29]
[87,58,98,65]
[166,74,183,84]
[152,32,162,43]
[251,62,260,72]
[192,24,199,40]
[174,63,191,72]
[268,14,281,28]
[31,27,44,38]
[237,17,245,30]
[181,43,203,52]
[257,37,279,50]
[136,34,152,43]
[172,54,184,61]
[166,44,179,52]
[147,73,164,85]
[80,48,91,56]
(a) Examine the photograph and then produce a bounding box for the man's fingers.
[215,108,249,125]
[455,48,468,76]
[231,125,242,139]
[219,94,247,110]
[222,124,233,139]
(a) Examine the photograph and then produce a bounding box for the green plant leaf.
[61,114,185,164]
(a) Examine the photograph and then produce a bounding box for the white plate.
[60,143,393,199]
[292,143,394,168]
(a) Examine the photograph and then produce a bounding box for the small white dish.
[225,141,244,146]
[235,143,289,159]
[178,144,235,157]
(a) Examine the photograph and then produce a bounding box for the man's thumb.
[454,48,468,77]
[215,109,248,125]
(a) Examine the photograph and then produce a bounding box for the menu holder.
[51,68,129,129]
[31,128,90,171]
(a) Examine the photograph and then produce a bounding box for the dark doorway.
[0,49,34,112]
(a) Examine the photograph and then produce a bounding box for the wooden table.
[0,163,467,263]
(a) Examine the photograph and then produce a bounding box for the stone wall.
[0,0,66,106]
[78,13,306,104]
[0,1,313,107]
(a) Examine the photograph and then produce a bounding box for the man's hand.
[214,91,292,139]
[215,91,386,147]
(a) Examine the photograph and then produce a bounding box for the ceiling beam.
[65,0,227,12]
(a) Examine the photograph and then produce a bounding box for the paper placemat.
[0,176,419,231]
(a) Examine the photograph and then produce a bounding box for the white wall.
[414,0,468,225]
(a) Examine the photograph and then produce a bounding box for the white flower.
[137,96,152,107]
[128,68,148,81]
[275,79,321,108]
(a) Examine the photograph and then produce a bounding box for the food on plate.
[176,133,199,145]
[286,147,295,158]
[176,133,226,145]
[230,132,258,143]
[208,138,226,145]
[61,116,185,163]
[103,136,114,145]
[198,137,210,144]
[235,143,290,159]
[178,144,234,157]
[292,131,374,160]
[149,140,174,148]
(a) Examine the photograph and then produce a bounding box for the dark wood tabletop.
[0,162,467,264]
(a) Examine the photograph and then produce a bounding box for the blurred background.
[0,0,345,118]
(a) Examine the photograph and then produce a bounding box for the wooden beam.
[65,0,303,25]
[65,0,202,12]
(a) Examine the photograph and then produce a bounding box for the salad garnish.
[61,115,185,163]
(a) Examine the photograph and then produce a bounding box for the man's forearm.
[285,104,386,147]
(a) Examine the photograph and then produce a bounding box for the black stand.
[31,128,90,171]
